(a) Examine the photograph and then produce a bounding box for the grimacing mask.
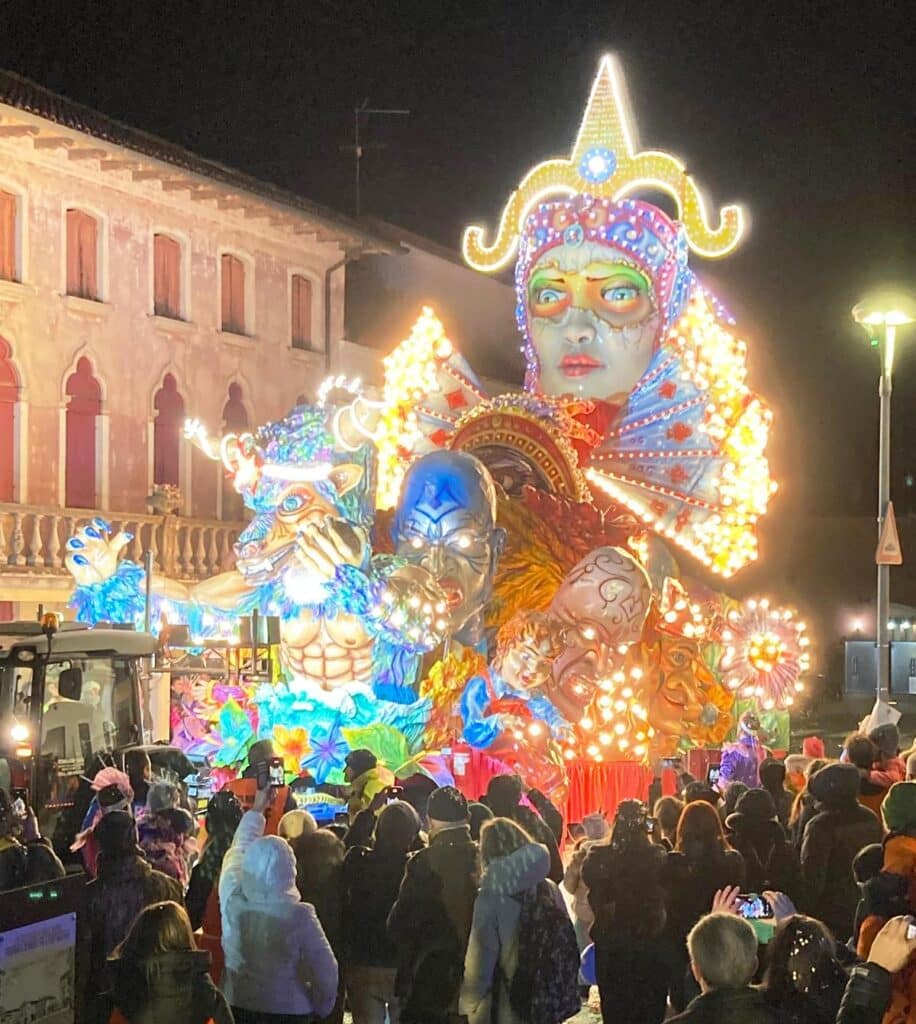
[393,450,505,644]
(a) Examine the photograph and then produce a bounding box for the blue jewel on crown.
[578,146,617,184]
[563,223,584,247]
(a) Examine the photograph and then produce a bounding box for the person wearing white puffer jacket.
[460,818,572,1024]
[219,785,338,1024]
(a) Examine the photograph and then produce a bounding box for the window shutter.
[291,275,312,348]
[154,235,181,318]
[0,191,16,281]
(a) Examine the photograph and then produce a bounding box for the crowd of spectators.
[6,721,916,1023]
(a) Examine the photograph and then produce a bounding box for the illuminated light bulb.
[564,748,576,761]
[614,722,626,735]
[582,626,596,640]
[630,667,643,680]
[622,687,633,699]
[573,684,585,696]
[408,595,421,609]
[634,744,646,758]
[614,700,626,712]
[587,744,600,758]
[599,732,612,746]
[528,722,543,737]
[619,738,630,750]
[581,717,594,731]
[601,709,612,722]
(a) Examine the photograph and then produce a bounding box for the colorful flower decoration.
[212,698,257,768]
[301,722,349,784]
[272,724,312,776]
[718,598,811,710]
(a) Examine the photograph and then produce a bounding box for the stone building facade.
[0,71,389,615]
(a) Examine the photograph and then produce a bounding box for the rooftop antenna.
[343,99,410,217]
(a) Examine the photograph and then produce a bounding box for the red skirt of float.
[450,742,680,823]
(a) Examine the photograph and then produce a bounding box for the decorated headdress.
[463,53,745,273]
[462,54,746,390]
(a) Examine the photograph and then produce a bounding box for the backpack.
[509,880,581,1024]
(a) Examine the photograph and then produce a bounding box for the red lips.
[559,354,604,377]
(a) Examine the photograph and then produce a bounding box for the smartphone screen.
[737,894,773,920]
[11,788,28,818]
[706,764,721,786]
[387,786,404,804]
[268,757,284,788]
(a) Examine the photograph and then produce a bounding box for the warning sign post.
[876,501,903,566]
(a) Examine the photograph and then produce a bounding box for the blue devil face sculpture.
[392,450,505,645]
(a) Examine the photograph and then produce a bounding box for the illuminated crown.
[462,54,746,274]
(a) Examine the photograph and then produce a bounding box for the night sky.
[2,0,915,521]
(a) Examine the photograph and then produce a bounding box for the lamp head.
[852,288,916,329]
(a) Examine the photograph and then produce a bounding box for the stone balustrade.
[0,503,242,581]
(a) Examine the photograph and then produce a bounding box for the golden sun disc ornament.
[462,54,746,272]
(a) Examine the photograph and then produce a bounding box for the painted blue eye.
[84,527,101,540]
[603,285,639,303]
[123,532,133,542]
[537,287,564,304]
[72,554,89,566]
[67,538,85,550]
[281,494,306,513]
[92,517,110,532]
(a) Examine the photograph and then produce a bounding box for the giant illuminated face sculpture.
[392,450,505,646]
[521,201,686,402]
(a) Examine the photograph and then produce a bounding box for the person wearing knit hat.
[869,725,907,800]
[388,783,478,1023]
[468,801,494,841]
[483,774,563,882]
[803,736,826,760]
[278,808,318,843]
[725,788,803,902]
[84,810,183,1022]
[801,763,883,941]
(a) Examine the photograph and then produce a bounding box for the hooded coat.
[801,764,883,940]
[460,842,559,1024]
[108,948,233,1024]
[218,809,338,1018]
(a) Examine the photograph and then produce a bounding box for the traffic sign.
[876,501,903,565]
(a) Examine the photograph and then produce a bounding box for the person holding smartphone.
[0,785,64,892]
[219,779,338,1023]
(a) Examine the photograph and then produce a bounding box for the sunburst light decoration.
[719,599,811,710]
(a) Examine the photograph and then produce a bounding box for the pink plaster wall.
[0,133,344,518]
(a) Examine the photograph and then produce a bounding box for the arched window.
[221,382,248,521]
[153,373,185,487]
[0,338,19,501]
[291,274,312,350]
[0,190,20,283]
[65,357,102,508]
[66,209,99,300]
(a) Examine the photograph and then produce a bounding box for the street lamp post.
[852,289,916,702]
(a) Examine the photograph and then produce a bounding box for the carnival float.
[65,56,811,816]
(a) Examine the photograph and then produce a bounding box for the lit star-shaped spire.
[462,54,746,272]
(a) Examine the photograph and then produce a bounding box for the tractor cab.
[0,620,160,851]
